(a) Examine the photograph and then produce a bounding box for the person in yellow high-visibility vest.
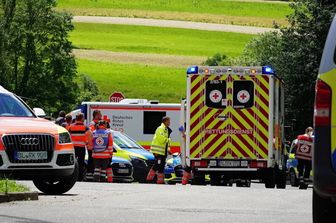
[146,116,172,184]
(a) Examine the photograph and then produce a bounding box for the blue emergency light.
[262,66,275,75]
[187,66,198,74]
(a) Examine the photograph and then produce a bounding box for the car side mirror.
[33,108,46,118]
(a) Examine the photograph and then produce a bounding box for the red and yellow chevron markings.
[189,73,270,160]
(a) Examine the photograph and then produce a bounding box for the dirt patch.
[73,49,206,67]
[59,9,287,28]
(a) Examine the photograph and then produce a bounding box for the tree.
[0,0,79,115]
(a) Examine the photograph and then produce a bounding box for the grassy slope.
[77,59,186,102]
[58,0,292,27]
[71,23,255,57]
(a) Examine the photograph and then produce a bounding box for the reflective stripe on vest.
[150,145,165,155]
[68,123,88,148]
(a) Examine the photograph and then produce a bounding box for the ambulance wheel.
[276,169,287,189]
[210,174,221,186]
[313,189,336,223]
[192,172,206,185]
[289,169,299,187]
[264,168,276,189]
[33,162,79,195]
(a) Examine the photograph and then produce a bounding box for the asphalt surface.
[0,181,312,223]
[73,16,276,35]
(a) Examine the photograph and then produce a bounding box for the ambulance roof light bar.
[187,66,275,75]
[187,66,198,74]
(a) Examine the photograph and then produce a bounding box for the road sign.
[109,92,125,103]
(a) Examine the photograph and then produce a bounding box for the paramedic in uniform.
[68,113,92,181]
[92,120,114,182]
[294,127,314,189]
[146,116,172,184]
[87,109,102,180]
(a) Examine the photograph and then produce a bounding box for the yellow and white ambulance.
[181,66,287,188]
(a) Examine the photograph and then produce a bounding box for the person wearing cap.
[146,116,172,184]
[92,120,114,182]
[68,113,92,181]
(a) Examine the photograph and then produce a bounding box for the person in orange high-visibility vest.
[68,113,92,181]
[87,110,102,180]
[92,120,113,182]
[294,127,314,189]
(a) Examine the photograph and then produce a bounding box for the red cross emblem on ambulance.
[210,90,222,103]
[237,90,250,103]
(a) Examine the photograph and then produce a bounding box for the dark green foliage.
[0,0,79,115]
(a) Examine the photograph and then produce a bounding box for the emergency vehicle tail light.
[192,160,208,168]
[250,160,267,168]
[314,79,331,126]
[187,66,198,74]
[262,66,274,75]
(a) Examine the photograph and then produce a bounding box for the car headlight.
[59,132,71,144]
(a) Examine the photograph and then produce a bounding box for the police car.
[313,15,336,222]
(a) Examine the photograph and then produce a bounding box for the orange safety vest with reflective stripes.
[92,127,113,159]
[68,122,92,150]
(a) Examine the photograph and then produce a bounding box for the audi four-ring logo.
[20,138,39,146]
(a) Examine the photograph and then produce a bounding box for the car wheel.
[313,189,336,223]
[289,169,299,187]
[33,162,78,195]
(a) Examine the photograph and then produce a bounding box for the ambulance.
[77,99,182,153]
[181,66,287,188]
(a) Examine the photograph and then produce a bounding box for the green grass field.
[58,0,292,27]
[77,59,186,102]
[71,23,255,57]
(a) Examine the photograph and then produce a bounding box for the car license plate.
[117,169,129,174]
[219,160,241,167]
[15,151,48,160]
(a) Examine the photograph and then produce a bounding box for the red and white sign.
[210,90,222,103]
[109,92,125,103]
[237,90,250,103]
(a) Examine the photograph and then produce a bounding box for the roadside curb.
[0,191,38,203]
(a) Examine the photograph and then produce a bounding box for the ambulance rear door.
[187,66,271,167]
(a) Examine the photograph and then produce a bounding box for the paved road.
[0,182,312,223]
[73,16,276,35]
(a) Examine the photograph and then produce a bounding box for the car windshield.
[0,93,34,117]
[112,131,142,149]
